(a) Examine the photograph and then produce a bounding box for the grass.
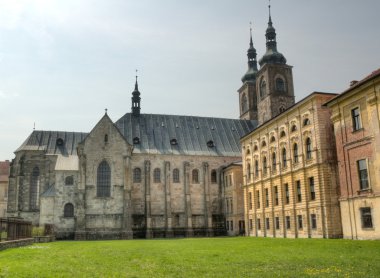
[0,237,379,277]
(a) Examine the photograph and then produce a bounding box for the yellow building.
[326,68,380,239]
[222,162,245,236]
[241,92,342,238]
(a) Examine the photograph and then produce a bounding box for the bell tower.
[256,3,295,125]
[238,24,258,121]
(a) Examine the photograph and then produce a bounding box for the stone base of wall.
[0,238,34,251]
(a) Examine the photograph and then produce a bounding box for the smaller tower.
[238,24,258,121]
[131,73,141,116]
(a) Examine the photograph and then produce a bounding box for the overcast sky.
[0,0,379,160]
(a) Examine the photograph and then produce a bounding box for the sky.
[0,0,379,160]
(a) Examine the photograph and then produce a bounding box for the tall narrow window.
[303,118,310,126]
[274,186,279,206]
[285,183,289,204]
[257,219,261,230]
[153,168,161,183]
[297,215,303,230]
[211,170,217,183]
[286,216,291,229]
[296,180,302,202]
[265,188,269,207]
[309,177,316,200]
[247,163,251,181]
[64,203,74,218]
[360,207,373,228]
[293,143,299,163]
[260,80,266,98]
[97,161,111,197]
[272,152,276,172]
[241,94,248,113]
[249,192,252,210]
[306,138,312,160]
[30,166,40,210]
[282,148,287,168]
[266,218,270,230]
[256,190,260,208]
[352,107,362,131]
[173,168,180,183]
[311,214,317,229]
[255,160,259,176]
[357,159,369,190]
[133,168,141,183]
[275,217,280,230]
[276,78,285,92]
[263,157,267,175]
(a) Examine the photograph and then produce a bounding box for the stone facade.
[0,161,10,217]
[241,92,343,238]
[326,69,380,239]
[222,162,245,236]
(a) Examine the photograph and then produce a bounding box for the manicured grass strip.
[0,237,379,277]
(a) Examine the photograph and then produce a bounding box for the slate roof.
[116,113,257,156]
[15,114,257,158]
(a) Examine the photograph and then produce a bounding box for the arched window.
[303,118,311,126]
[291,125,297,132]
[282,148,287,168]
[64,203,74,218]
[133,168,141,183]
[247,163,251,181]
[261,141,267,147]
[211,170,217,183]
[270,136,276,143]
[65,176,74,186]
[192,169,199,183]
[293,143,299,163]
[254,145,258,151]
[97,161,111,197]
[260,80,266,98]
[255,160,259,176]
[153,168,161,183]
[30,166,40,210]
[173,168,180,183]
[272,152,276,171]
[306,138,312,159]
[246,149,251,155]
[280,130,286,138]
[263,157,267,175]
[241,94,248,113]
[276,78,286,92]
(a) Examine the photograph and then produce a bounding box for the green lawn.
[0,237,379,277]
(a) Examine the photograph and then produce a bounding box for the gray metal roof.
[15,130,88,155]
[115,113,257,156]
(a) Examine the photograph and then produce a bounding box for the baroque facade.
[326,69,380,239]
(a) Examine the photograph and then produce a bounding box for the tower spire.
[131,69,141,116]
[241,22,258,82]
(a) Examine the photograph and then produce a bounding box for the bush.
[32,226,44,237]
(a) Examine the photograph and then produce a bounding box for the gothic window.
[261,141,266,147]
[97,161,111,197]
[133,168,141,183]
[291,125,297,132]
[293,143,299,163]
[303,118,311,126]
[306,138,312,159]
[282,148,287,168]
[275,78,286,92]
[260,79,266,98]
[173,168,180,183]
[65,176,74,186]
[280,130,286,137]
[270,136,276,143]
[272,152,276,171]
[153,168,161,183]
[30,166,40,210]
[192,169,199,183]
[241,94,248,113]
[64,203,74,218]
[211,170,217,183]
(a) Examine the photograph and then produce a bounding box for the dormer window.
[133,137,140,144]
[170,138,178,145]
[56,138,64,147]
[207,140,214,148]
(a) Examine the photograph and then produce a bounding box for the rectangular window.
[285,184,289,204]
[275,217,280,230]
[274,186,279,206]
[249,219,253,230]
[226,199,229,214]
[266,218,270,230]
[286,216,291,229]
[311,214,317,229]
[229,175,232,187]
[255,160,259,176]
[230,198,233,213]
[257,219,261,230]
[309,177,316,200]
[351,107,362,131]
[226,221,229,230]
[296,180,302,202]
[256,190,260,208]
[297,215,303,230]
[249,192,252,210]
[360,207,373,228]
[357,159,369,190]
[231,221,234,231]
[265,188,269,207]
